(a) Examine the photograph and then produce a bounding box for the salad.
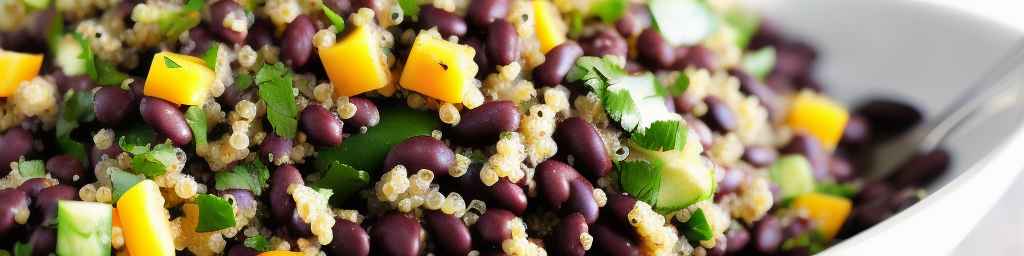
[0,0,948,255]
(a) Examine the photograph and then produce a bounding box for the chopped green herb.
[781,230,828,254]
[591,0,628,23]
[195,194,236,232]
[56,89,95,137]
[566,56,627,97]
[243,235,272,252]
[71,32,128,86]
[816,181,859,198]
[164,56,181,69]
[47,13,64,55]
[158,0,204,39]
[397,0,420,18]
[202,44,219,70]
[321,3,346,32]
[741,47,776,80]
[617,160,662,206]
[110,168,144,203]
[21,0,50,10]
[118,124,158,154]
[679,208,713,241]
[18,160,45,179]
[312,162,370,207]
[57,135,88,163]
[184,106,208,147]
[235,73,254,91]
[256,63,299,138]
[669,73,689,97]
[649,0,717,46]
[13,241,31,256]
[130,143,177,178]
[314,106,439,174]
[214,159,270,196]
[71,32,98,81]
[183,0,203,12]
[631,120,687,151]
[602,89,636,123]
[723,7,761,49]
[568,12,584,38]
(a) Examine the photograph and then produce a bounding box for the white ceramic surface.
[744,0,1024,254]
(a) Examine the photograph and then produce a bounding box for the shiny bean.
[729,68,781,120]
[581,29,628,58]
[34,185,77,226]
[465,38,491,77]
[725,225,750,253]
[888,149,950,188]
[781,133,829,181]
[370,213,422,256]
[854,99,923,140]
[185,26,214,56]
[772,42,816,78]
[784,216,813,239]
[535,160,582,209]
[474,208,515,244]
[328,218,370,256]
[534,41,584,87]
[282,15,315,69]
[57,75,95,93]
[419,5,467,38]
[259,133,293,165]
[46,154,86,185]
[602,193,637,233]
[17,178,54,198]
[209,0,248,44]
[0,189,28,237]
[565,179,598,224]
[247,19,275,49]
[218,189,257,212]
[221,82,257,108]
[637,28,674,69]
[140,96,192,146]
[841,115,871,149]
[716,167,746,195]
[384,136,455,176]
[352,0,384,14]
[0,128,33,176]
[614,3,651,37]
[742,146,777,168]
[701,96,738,133]
[344,97,380,133]
[28,227,56,256]
[547,213,589,256]
[300,103,344,146]
[675,45,717,70]
[467,0,509,28]
[754,216,783,254]
[490,179,527,215]
[683,116,713,150]
[269,165,303,226]
[226,244,259,256]
[423,210,472,255]
[289,211,314,237]
[589,223,641,256]
[855,181,894,204]
[707,237,727,256]
[93,87,134,126]
[675,94,698,114]
[554,117,612,180]
[829,156,855,182]
[451,101,520,145]
[486,19,519,66]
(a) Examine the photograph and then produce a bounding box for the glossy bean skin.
[300,104,344,146]
[742,146,777,168]
[0,128,33,175]
[754,216,783,254]
[589,223,641,256]
[475,208,515,244]
[27,227,56,256]
[352,0,384,14]
[614,3,651,37]
[565,179,599,224]
[726,225,751,254]
[343,97,380,133]
[46,154,86,185]
[184,26,214,56]
[259,133,293,165]
[0,189,28,237]
[854,99,923,140]
[547,213,589,256]
[716,167,746,195]
[464,38,491,78]
[781,133,829,181]
[247,19,275,49]
[581,29,628,58]
[467,0,509,28]
[268,165,303,229]
[486,19,519,66]
[675,45,717,70]
[56,74,95,94]
[289,211,314,237]
[637,28,674,69]
[93,87,134,126]
[370,213,422,256]
[423,210,472,255]
[554,117,612,180]
[17,178,54,198]
[140,96,193,146]
[829,156,855,182]
[328,218,370,256]
[602,193,637,233]
[701,96,738,133]
[384,136,455,176]
[684,116,714,150]
[218,189,257,212]
[534,42,584,87]
[490,179,528,215]
[419,5,467,38]
[34,185,77,226]
[209,0,248,44]
[451,101,520,145]
[281,15,315,69]
[888,149,950,187]
[535,160,599,223]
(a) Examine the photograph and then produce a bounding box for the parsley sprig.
[256,63,299,138]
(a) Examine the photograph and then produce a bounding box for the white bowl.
[744,0,1024,254]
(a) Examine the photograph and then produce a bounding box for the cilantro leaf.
[17,160,45,178]
[183,0,203,12]
[56,89,95,137]
[94,59,129,86]
[13,241,31,256]
[202,44,219,70]
[110,167,144,203]
[195,194,237,232]
[256,63,298,138]
[591,0,628,23]
[617,160,662,206]
[566,56,626,97]
[235,73,254,91]
[568,12,584,38]
[631,120,687,151]
[669,72,689,97]
[185,106,208,146]
[312,162,370,207]
[118,124,158,154]
[244,235,272,252]
[781,230,828,254]
[321,3,346,32]
[47,12,63,55]
[741,47,776,80]
[57,135,88,163]
[164,56,182,69]
[158,0,203,39]
[130,143,177,177]
[71,32,127,85]
[397,0,420,18]
[679,208,713,241]
[215,159,270,195]
[816,182,859,198]
[602,89,636,122]
[71,32,98,80]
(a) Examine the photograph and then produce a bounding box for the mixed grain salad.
[0,0,949,255]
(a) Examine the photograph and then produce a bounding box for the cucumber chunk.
[629,136,715,213]
[56,200,112,256]
[770,155,816,200]
[649,0,717,46]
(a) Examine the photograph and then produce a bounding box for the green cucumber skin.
[56,201,112,256]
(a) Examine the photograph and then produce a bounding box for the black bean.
[27,227,56,256]
[423,211,472,255]
[282,15,315,69]
[716,166,746,195]
[327,218,370,256]
[565,179,598,224]
[0,189,28,237]
[742,146,777,168]
[370,213,422,256]
[184,26,214,56]
[93,87,134,126]
[589,223,641,256]
[784,216,814,239]
[352,0,384,14]
[467,0,510,28]
[554,117,612,180]
[581,29,628,58]
[829,156,855,182]
[140,96,192,146]
[344,97,380,133]
[772,42,817,78]
[221,82,257,108]
[289,211,314,237]
[534,41,583,87]
[840,115,871,149]
[419,5,467,38]
[729,68,782,121]
[34,185,77,226]
[486,19,519,66]
[536,160,581,210]
[683,116,713,150]
[209,0,248,44]
[547,213,589,256]
[226,244,260,256]
[0,128,33,176]
[614,3,651,37]
[602,193,637,234]
[725,225,750,253]
[854,99,923,140]
[748,20,783,50]
[269,165,303,226]
[17,178,54,199]
[247,19,275,49]
[754,216,783,254]
[56,75,95,94]
[25,9,55,46]
[384,136,455,176]
[451,101,520,145]
[464,37,491,78]
[701,96,738,133]
[46,154,86,185]
[675,45,717,70]
[490,179,527,215]
[637,28,674,69]
[781,133,829,181]
[324,0,354,18]
[855,181,893,204]
[218,189,257,212]
[888,149,950,188]
[300,103,344,146]
[475,208,515,245]
[259,133,293,165]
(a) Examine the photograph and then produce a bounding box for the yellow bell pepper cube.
[791,192,852,240]
[532,0,567,53]
[319,26,390,97]
[143,52,215,106]
[0,50,44,97]
[786,91,849,151]
[258,251,305,256]
[399,31,477,103]
[117,180,175,256]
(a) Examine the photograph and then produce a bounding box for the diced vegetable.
[770,155,816,201]
[399,31,477,103]
[741,47,776,80]
[195,194,236,232]
[18,159,45,178]
[129,142,177,178]
[185,106,208,146]
[628,137,715,213]
[117,180,175,256]
[319,26,389,97]
[315,105,439,173]
[22,0,51,10]
[56,201,112,256]
[679,208,713,241]
[791,192,852,240]
[532,0,568,53]
[143,52,215,106]
[244,235,272,252]
[312,162,370,207]
[786,92,850,151]
[589,0,628,23]
[648,0,717,46]
[110,168,144,203]
[0,50,44,97]
[258,251,305,256]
